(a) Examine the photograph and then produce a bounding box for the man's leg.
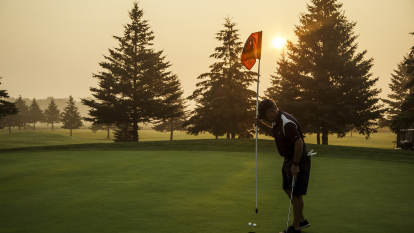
[284,189,305,226]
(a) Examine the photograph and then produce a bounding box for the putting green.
[0,148,412,232]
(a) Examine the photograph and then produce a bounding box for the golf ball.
[253,223,257,227]
[248,222,252,226]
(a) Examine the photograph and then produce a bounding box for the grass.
[0,127,399,150]
[0,129,412,232]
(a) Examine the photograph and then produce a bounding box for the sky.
[0,0,413,107]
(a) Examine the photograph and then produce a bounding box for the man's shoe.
[279,226,301,233]
[300,219,310,229]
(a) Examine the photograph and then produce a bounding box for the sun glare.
[272,37,286,49]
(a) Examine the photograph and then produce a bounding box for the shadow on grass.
[1,139,413,164]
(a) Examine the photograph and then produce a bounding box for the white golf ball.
[253,223,257,227]
[248,222,252,226]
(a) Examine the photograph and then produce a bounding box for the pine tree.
[390,32,414,132]
[265,0,384,145]
[43,97,60,130]
[82,2,183,142]
[28,98,44,130]
[185,17,257,139]
[60,96,83,136]
[382,54,414,127]
[14,96,30,130]
[0,77,18,129]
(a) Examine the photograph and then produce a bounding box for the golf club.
[286,176,295,232]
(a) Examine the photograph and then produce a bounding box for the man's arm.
[291,138,303,180]
[254,118,274,137]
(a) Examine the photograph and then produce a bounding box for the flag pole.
[255,58,261,214]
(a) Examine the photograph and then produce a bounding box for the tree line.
[0,93,83,136]
[1,0,413,144]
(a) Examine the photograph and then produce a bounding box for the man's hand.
[291,164,300,181]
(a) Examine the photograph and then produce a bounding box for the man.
[254,99,311,233]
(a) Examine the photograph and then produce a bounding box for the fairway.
[1,141,413,233]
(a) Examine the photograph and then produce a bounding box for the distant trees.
[265,0,384,145]
[184,17,257,139]
[390,32,414,132]
[82,2,184,142]
[60,96,83,136]
[43,98,60,130]
[14,96,30,130]
[0,77,18,132]
[152,99,187,140]
[89,123,116,139]
[28,98,44,130]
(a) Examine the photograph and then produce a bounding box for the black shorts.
[282,154,311,196]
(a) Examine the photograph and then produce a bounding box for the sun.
[272,37,286,49]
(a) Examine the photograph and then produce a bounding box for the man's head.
[257,99,278,122]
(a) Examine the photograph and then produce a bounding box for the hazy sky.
[1,0,413,105]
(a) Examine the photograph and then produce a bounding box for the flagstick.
[255,58,261,214]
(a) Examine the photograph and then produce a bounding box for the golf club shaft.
[286,177,295,232]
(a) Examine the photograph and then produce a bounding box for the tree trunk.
[133,122,139,142]
[231,132,235,139]
[33,123,36,130]
[215,135,218,139]
[322,127,328,145]
[226,132,230,139]
[18,125,21,130]
[8,126,11,133]
[350,130,352,137]
[52,123,54,131]
[70,129,72,137]
[317,132,320,145]
[107,126,110,139]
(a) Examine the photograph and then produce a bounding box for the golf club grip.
[256,208,258,213]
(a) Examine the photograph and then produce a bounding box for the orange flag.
[241,31,262,70]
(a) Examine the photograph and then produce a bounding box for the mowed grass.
[0,129,412,232]
[1,138,414,233]
[0,127,398,150]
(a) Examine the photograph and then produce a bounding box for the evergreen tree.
[265,0,384,145]
[113,123,135,142]
[184,17,257,139]
[43,97,60,130]
[382,54,414,127]
[14,96,30,130]
[390,32,414,132]
[0,77,18,129]
[28,98,44,130]
[82,2,183,142]
[60,96,83,136]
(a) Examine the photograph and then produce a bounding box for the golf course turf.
[0,131,413,232]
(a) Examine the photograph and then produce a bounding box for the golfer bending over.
[254,99,311,233]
